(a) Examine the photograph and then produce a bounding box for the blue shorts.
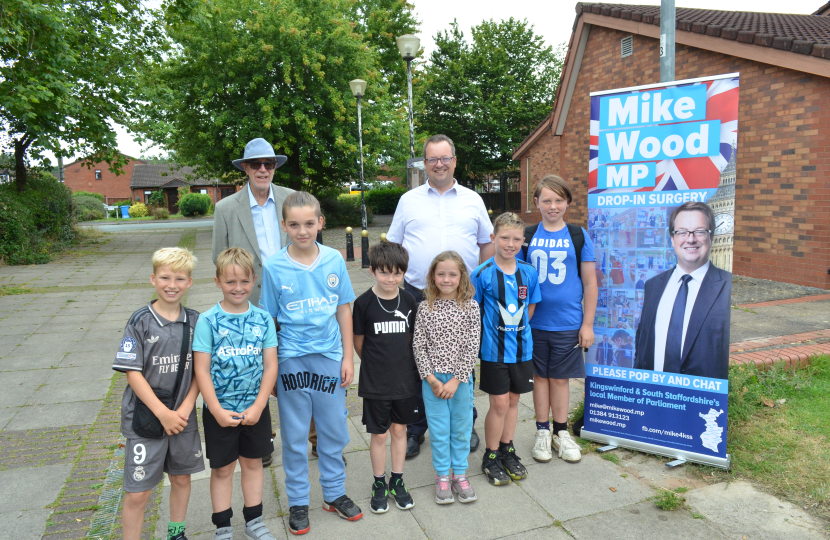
[531,328,585,379]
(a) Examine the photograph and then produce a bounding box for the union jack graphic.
[589,77,739,193]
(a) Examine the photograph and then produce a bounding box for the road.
[80,218,214,231]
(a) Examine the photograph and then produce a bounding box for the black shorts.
[479,360,534,395]
[362,396,421,434]
[202,404,274,469]
[532,328,586,379]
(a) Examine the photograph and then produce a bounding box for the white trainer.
[552,430,582,463]
[532,429,553,462]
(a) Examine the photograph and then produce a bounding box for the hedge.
[73,194,106,221]
[71,190,104,202]
[364,187,405,215]
[320,194,373,228]
[129,202,149,217]
[179,193,211,217]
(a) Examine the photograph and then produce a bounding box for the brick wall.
[64,158,143,203]
[518,25,830,289]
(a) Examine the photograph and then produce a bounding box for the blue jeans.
[422,373,474,476]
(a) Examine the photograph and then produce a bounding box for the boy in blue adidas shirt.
[260,192,361,535]
[193,247,279,540]
[472,213,541,487]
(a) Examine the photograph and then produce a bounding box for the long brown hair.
[423,251,475,310]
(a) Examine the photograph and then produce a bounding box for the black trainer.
[405,434,425,458]
[389,477,414,510]
[288,505,310,535]
[322,495,363,521]
[501,442,528,481]
[470,427,480,453]
[481,449,511,486]
[370,479,389,513]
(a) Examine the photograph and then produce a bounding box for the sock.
[243,503,263,524]
[485,447,500,458]
[498,440,513,453]
[553,421,568,435]
[390,471,403,483]
[536,421,551,431]
[212,508,232,529]
[373,474,386,483]
[167,520,185,540]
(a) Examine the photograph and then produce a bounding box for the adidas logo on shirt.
[529,237,571,248]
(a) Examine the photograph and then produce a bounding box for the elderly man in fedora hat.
[212,138,294,307]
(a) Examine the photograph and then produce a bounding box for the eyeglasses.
[424,156,454,166]
[672,229,710,239]
[245,160,277,170]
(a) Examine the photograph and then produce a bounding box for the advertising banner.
[582,73,739,469]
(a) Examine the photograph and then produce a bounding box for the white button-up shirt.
[386,180,493,290]
[653,261,710,372]
[248,183,281,262]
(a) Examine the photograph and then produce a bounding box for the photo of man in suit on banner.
[633,202,731,380]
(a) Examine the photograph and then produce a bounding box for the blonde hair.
[533,174,572,204]
[215,247,255,278]
[282,191,322,220]
[424,251,475,310]
[152,247,197,276]
[493,212,525,235]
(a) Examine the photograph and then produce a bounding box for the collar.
[671,260,710,283]
[426,178,458,196]
[148,300,187,326]
[248,183,275,208]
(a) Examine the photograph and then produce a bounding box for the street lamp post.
[396,34,420,159]
[349,78,370,267]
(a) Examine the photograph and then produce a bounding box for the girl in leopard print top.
[412,251,480,504]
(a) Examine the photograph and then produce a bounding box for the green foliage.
[320,194,373,228]
[0,171,75,264]
[153,207,170,220]
[208,202,215,216]
[147,190,166,207]
[178,193,211,217]
[0,0,165,189]
[418,19,565,180]
[728,360,815,424]
[653,489,685,511]
[134,0,417,193]
[73,195,106,221]
[129,202,149,218]
[364,187,405,215]
[71,191,104,202]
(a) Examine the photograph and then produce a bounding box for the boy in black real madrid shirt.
[353,242,419,514]
[113,248,203,540]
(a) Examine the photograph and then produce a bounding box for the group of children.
[115,174,597,539]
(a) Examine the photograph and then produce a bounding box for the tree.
[134,0,418,193]
[418,18,565,183]
[0,0,163,191]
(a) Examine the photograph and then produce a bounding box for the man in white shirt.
[633,202,731,379]
[387,134,495,457]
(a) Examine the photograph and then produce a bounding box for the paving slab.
[0,406,16,430]
[562,499,726,539]
[497,525,575,540]
[28,378,110,405]
[0,463,72,539]
[5,400,104,430]
[518,453,654,521]
[0,369,51,408]
[0,353,62,372]
[41,365,113,385]
[280,501,426,540]
[685,481,827,540]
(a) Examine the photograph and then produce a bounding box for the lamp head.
[396,34,420,61]
[349,79,367,98]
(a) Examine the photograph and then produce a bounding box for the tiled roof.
[130,164,225,189]
[575,3,830,58]
[813,2,830,16]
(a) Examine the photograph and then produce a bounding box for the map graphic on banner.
[582,73,739,468]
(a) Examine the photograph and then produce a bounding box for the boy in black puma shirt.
[353,242,419,514]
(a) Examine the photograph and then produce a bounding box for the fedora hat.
[232,138,288,171]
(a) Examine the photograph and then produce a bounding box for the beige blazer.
[212,183,295,306]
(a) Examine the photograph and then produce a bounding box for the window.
[0,174,10,185]
[144,191,152,201]
[95,169,102,180]
[621,36,633,58]
[200,189,207,194]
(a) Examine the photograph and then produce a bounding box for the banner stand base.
[665,458,687,468]
[597,444,619,453]
[581,429,731,470]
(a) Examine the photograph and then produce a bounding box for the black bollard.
[316,230,323,245]
[345,227,355,262]
[361,229,370,268]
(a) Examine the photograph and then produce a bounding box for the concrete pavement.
[0,224,827,539]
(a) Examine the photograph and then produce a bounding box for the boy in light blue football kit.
[260,191,362,535]
[472,213,541,486]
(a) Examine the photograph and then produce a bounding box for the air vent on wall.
[621,35,633,58]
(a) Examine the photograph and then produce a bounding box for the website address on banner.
[641,426,693,440]
[588,402,645,416]
[591,418,626,428]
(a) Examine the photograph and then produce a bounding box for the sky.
[51,0,823,163]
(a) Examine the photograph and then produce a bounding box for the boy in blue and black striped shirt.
[471,213,541,486]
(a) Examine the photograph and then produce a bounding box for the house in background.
[512,3,830,289]
[63,156,146,203]
[130,164,238,214]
